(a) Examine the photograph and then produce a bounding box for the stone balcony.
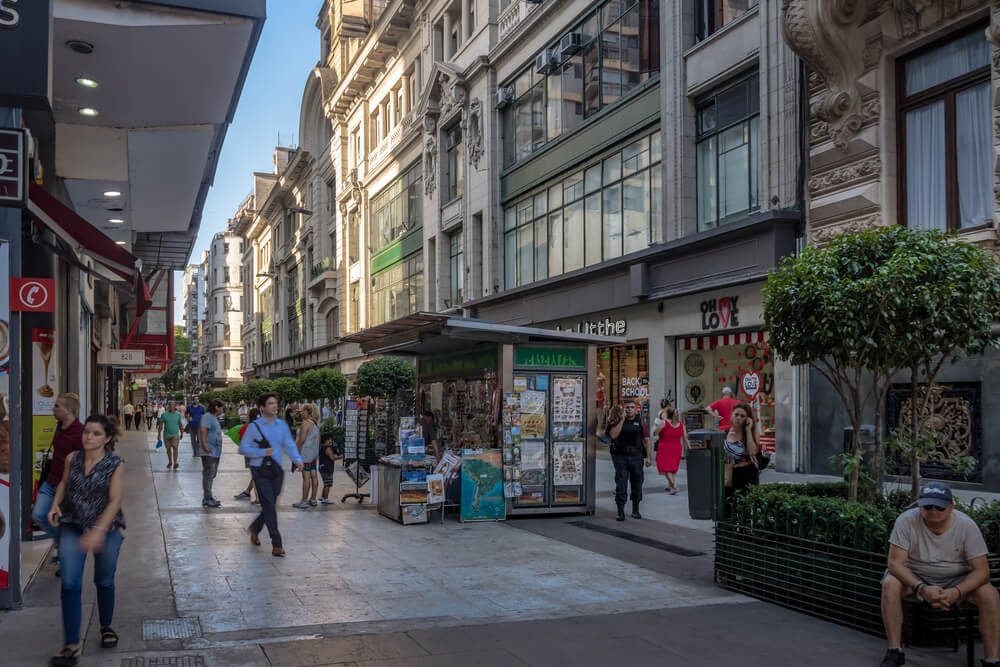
[498,0,540,42]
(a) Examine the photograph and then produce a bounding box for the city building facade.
[202,228,244,388]
[780,0,1000,489]
[182,261,205,384]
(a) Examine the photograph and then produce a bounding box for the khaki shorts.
[883,569,967,601]
[164,435,180,449]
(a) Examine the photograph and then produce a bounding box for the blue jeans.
[59,525,124,645]
[32,481,59,543]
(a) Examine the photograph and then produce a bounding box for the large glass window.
[502,0,659,167]
[900,28,991,231]
[348,209,360,264]
[696,75,760,232]
[350,281,360,333]
[503,128,661,289]
[696,0,758,42]
[449,230,464,305]
[445,126,464,201]
[369,161,422,254]
[371,252,424,326]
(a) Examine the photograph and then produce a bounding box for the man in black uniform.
[606,400,650,521]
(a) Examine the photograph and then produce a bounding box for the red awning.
[27,182,152,316]
[681,330,769,350]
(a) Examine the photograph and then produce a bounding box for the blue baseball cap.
[917,481,953,509]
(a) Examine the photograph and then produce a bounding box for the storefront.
[344,314,621,520]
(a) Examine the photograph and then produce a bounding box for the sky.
[172,0,323,322]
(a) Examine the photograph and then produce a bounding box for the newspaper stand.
[341,398,371,503]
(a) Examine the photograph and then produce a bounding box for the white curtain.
[905,31,989,96]
[956,82,993,229]
[906,101,946,230]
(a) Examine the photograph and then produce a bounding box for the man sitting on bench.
[880,481,999,667]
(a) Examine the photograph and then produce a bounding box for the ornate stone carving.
[810,212,885,244]
[782,0,868,149]
[423,134,437,197]
[807,155,881,194]
[862,37,883,69]
[437,70,467,120]
[465,98,484,170]
[898,384,973,467]
[810,95,880,145]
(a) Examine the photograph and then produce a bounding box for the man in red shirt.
[709,387,741,431]
[32,393,84,561]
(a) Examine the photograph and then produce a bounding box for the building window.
[696,0,758,42]
[504,129,661,289]
[349,210,360,264]
[502,0,660,167]
[449,230,464,306]
[900,28,991,231]
[224,242,229,255]
[350,281,360,333]
[326,179,335,214]
[223,267,230,284]
[326,307,339,341]
[369,161,422,255]
[445,125,464,201]
[213,268,218,284]
[224,324,231,343]
[223,296,231,311]
[371,252,423,327]
[696,74,759,232]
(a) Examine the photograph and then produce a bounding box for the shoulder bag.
[252,422,282,480]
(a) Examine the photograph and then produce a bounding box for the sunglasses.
[920,505,948,512]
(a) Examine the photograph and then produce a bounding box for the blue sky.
[173,1,322,323]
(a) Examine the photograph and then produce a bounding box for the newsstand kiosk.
[343,313,624,518]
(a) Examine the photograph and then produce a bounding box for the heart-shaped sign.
[719,297,733,328]
[741,371,762,400]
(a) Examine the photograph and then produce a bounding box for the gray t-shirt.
[200,413,222,458]
[889,508,988,584]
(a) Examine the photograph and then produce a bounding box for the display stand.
[342,398,370,503]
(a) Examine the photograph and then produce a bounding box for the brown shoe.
[272,546,285,557]
[248,527,260,546]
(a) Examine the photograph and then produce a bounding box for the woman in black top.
[47,415,125,666]
[723,402,761,495]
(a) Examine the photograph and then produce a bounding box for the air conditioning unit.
[560,32,583,57]
[496,86,515,109]
[535,49,557,75]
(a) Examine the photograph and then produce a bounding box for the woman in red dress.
[653,403,689,494]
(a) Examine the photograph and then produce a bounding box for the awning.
[681,330,769,350]
[27,182,152,316]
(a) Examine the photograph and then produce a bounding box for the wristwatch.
[912,582,926,595]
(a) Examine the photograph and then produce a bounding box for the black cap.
[917,481,953,509]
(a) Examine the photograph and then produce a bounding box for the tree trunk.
[871,395,884,504]
[848,421,862,502]
[910,369,921,501]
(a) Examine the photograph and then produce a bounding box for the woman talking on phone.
[723,402,761,494]
[47,415,125,666]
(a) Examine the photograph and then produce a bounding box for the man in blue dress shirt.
[239,393,303,557]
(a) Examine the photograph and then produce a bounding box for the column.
[443,12,453,59]
[461,0,471,43]
[402,75,411,116]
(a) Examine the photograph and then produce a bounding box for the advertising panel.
[32,329,55,499]
[0,241,11,588]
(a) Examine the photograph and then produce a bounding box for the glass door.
[550,374,586,505]
[512,373,549,507]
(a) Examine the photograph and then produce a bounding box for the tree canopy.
[299,368,347,402]
[354,357,414,399]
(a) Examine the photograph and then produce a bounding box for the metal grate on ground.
[141,617,203,641]
[121,658,206,667]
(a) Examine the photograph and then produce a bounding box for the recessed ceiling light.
[115,241,127,245]
[78,107,99,117]
[75,77,99,88]
[108,218,124,224]
[103,191,121,197]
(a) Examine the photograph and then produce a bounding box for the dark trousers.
[250,467,284,547]
[201,455,219,501]
[189,429,200,456]
[613,454,644,507]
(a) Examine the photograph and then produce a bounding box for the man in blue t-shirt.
[185,396,206,458]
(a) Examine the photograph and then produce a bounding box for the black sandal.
[100,626,119,648]
[49,645,81,666]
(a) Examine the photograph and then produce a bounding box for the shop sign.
[515,346,586,370]
[621,376,649,399]
[741,371,762,400]
[11,277,53,311]
[0,128,27,207]
[700,296,740,331]
[97,349,146,367]
[0,0,52,109]
[556,317,626,336]
[419,350,497,378]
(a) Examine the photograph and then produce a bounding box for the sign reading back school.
[0,0,53,109]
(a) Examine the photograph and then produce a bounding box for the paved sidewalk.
[0,428,981,666]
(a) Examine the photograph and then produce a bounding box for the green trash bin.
[687,429,726,520]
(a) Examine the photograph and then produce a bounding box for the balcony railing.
[499,0,540,41]
[311,257,334,280]
[369,121,405,168]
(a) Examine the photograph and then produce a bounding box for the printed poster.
[520,390,545,416]
[552,377,583,422]
[427,474,445,504]
[521,439,546,470]
[0,242,10,589]
[553,443,584,486]
[32,329,56,498]
[460,449,505,521]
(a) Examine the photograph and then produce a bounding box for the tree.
[271,377,302,405]
[300,368,347,402]
[355,357,414,399]
[244,379,274,405]
[875,228,1000,498]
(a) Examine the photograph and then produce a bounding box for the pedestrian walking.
[234,408,260,502]
[293,403,321,509]
[606,399,650,521]
[238,402,248,423]
[146,403,156,430]
[723,402,761,494]
[133,404,143,431]
[32,393,84,569]
[239,393,303,557]
[709,387,740,431]
[121,402,133,431]
[318,432,341,505]
[157,400,183,469]
[199,399,224,508]
[652,401,688,495]
[47,414,125,666]
[184,396,206,458]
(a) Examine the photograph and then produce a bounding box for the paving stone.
[263,632,427,667]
